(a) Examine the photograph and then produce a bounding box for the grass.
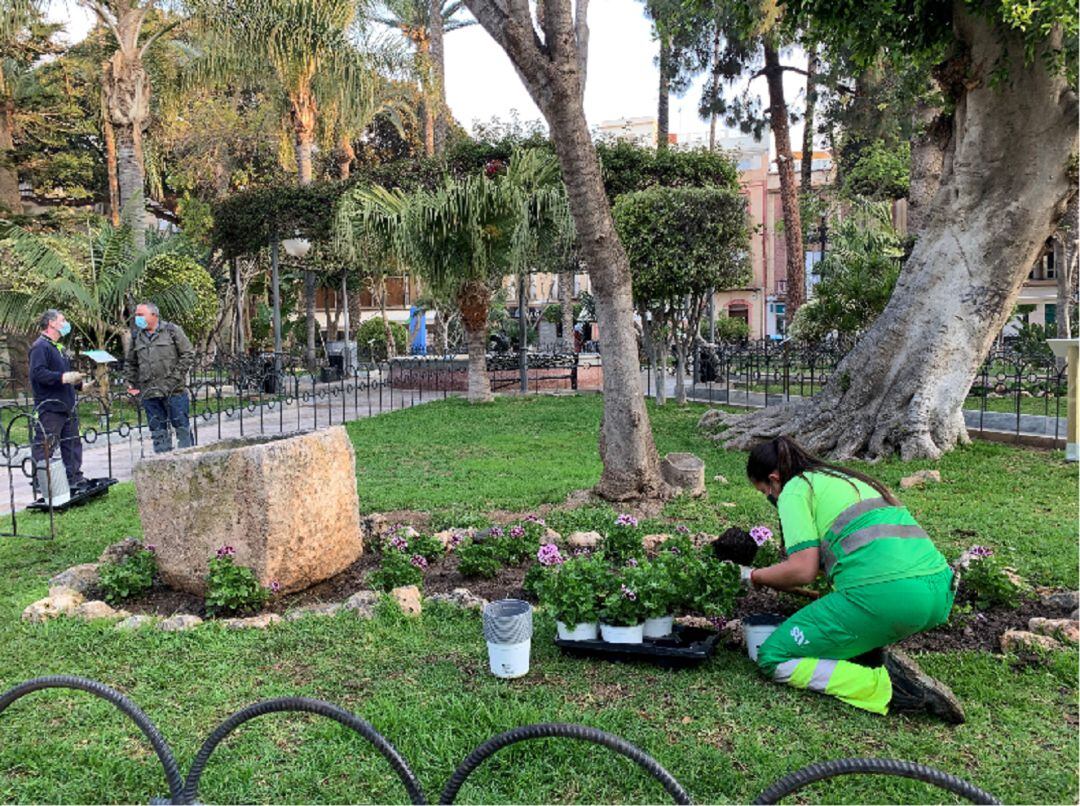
[0,395,1076,803]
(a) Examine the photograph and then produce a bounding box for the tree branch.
[139,18,186,58]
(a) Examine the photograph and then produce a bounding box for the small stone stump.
[661,452,706,497]
[133,427,363,595]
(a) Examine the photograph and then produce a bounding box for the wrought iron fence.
[640,340,1070,448]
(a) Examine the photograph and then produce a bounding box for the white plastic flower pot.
[744,613,785,662]
[556,621,599,641]
[643,615,674,638]
[486,639,531,678]
[600,622,644,644]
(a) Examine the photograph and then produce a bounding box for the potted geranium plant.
[636,559,676,638]
[536,546,603,640]
[599,567,647,643]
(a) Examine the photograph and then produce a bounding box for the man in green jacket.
[124,302,196,453]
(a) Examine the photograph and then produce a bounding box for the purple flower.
[144,544,156,554]
[269,580,281,594]
[410,554,428,570]
[708,616,726,630]
[524,514,546,525]
[626,558,639,567]
[615,513,639,528]
[510,525,526,539]
[216,545,236,558]
[620,584,638,601]
[970,545,994,559]
[490,526,505,538]
[750,526,773,547]
[668,547,681,555]
[389,535,409,552]
[449,533,464,550]
[675,525,690,535]
[537,544,564,567]
[573,548,592,557]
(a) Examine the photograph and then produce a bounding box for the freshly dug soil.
[710,528,760,566]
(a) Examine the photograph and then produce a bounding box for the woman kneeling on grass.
[741,436,964,724]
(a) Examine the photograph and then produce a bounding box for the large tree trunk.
[429,0,447,154]
[290,91,318,368]
[1055,192,1078,339]
[707,22,721,152]
[716,7,1078,460]
[101,45,150,250]
[416,36,436,158]
[907,99,952,236]
[764,42,804,322]
[656,37,670,150]
[102,110,121,226]
[464,325,492,403]
[800,45,818,194]
[337,136,355,180]
[464,0,670,500]
[0,98,20,214]
[559,269,574,350]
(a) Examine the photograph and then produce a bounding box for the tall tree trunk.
[464,0,671,500]
[291,91,318,368]
[707,23,721,152]
[102,104,121,226]
[429,0,447,154]
[907,99,952,236]
[656,37,670,150]
[559,269,574,350]
[764,42,804,322]
[717,7,1078,460]
[417,36,436,158]
[305,272,317,370]
[459,280,492,403]
[101,46,150,250]
[654,337,667,406]
[379,279,396,360]
[337,136,355,180]
[800,45,818,194]
[0,98,20,214]
[1057,192,1079,339]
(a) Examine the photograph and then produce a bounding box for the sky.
[48,0,809,157]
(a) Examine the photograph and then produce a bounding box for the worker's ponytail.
[746,436,899,505]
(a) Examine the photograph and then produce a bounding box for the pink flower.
[490,526,505,538]
[615,513,638,528]
[675,525,690,535]
[620,584,637,601]
[449,533,464,550]
[626,558,639,567]
[144,544,156,554]
[410,554,428,570]
[750,526,773,547]
[389,535,408,552]
[216,545,236,558]
[510,525,526,539]
[537,544,564,566]
[269,580,281,594]
[970,545,993,559]
[524,514,546,525]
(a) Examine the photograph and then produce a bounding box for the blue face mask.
[134,315,148,330]
[58,321,71,337]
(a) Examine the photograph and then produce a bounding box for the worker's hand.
[61,371,83,385]
[127,387,140,396]
[739,565,756,589]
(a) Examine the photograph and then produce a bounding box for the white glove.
[739,565,756,588]
[61,371,83,385]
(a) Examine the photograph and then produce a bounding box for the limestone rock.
[1028,618,1080,645]
[24,586,86,621]
[158,614,203,632]
[427,588,487,611]
[642,533,670,552]
[98,537,144,565]
[391,585,422,616]
[222,613,282,630]
[568,531,602,549]
[900,469,943,489]
[343,590,381,618]
[133,427,363,595]
[74,600,128,621]
[285,602,343,621]
[1000,629,1062,653]
[713,474,729,484]
[390,525,419,539]
[49,563,101,596]
[1040,590,1080,612]
[660,452,706,497]
[22,599,58,623]
[542,528,562,545]
[115,615,158,631]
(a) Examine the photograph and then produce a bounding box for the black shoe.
[884,649,966,724]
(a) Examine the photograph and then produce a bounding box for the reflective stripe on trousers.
[820,498,928,577]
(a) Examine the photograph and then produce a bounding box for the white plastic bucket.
[600,622,644,644]
[556,621,598,641]
[483,599,533,678]
[643,615,674,638]
[486,639,531,678]
[35,459,70,506]
[744,613,785,662]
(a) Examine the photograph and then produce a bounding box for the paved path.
[1,384,448,516]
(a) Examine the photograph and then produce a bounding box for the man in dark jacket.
[124,302,196,453]
[28,309,87,492]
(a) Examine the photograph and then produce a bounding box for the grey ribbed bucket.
[483,599,533,678]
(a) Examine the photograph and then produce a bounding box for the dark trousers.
[31,409,84,489]
[143,393,193,454]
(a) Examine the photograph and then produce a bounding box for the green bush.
[842,140,911,200]
[368,549,424,592]
[98,547,156,604]
[356,317,408,361]
[536,554,606,625]
[205,550,270,615]
[457,538,504,579]
[963,554,1023,609]
[408,533,445,563]
[601,514,645,566]
[142,253,219,342]
[706,315,750,344]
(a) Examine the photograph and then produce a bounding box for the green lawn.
[0,396,1076,804]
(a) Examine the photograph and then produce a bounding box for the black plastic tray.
[27,477,117,512]
[554,624,720,668]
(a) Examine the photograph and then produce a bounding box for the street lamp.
[282,237,312,259]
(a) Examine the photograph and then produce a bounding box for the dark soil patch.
[899,595,1048,654]
[123,585,204,618]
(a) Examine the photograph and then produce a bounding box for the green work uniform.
[756,471,954,715]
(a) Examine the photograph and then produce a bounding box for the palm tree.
[376,0,474,156]
[0,220,193,402]
[0,0,48,213]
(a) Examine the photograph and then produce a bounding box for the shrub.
[601,514,644,566]
[205,547,269,615]
[456,538,504,579]
[408,533,445,563]
[536,554,605,626]
[98,547,157,604]
[356,316,407,361]
[635,559,676,619]
[368,549,424,592]
[599,566,648,627]
[706,315,750,344]
[142,253,219,342]
[963,551,1023,609]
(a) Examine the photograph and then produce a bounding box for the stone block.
[568,531,601,549]
[391,585,422,616]
[158,614,203,632]
[1000,629,1062,653]
[74,601,129,621]
[49,563,101,596]
[133,427,363,596]
[900,469,942,489]
[661,452,706,497]
[1028,617,1080,644]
